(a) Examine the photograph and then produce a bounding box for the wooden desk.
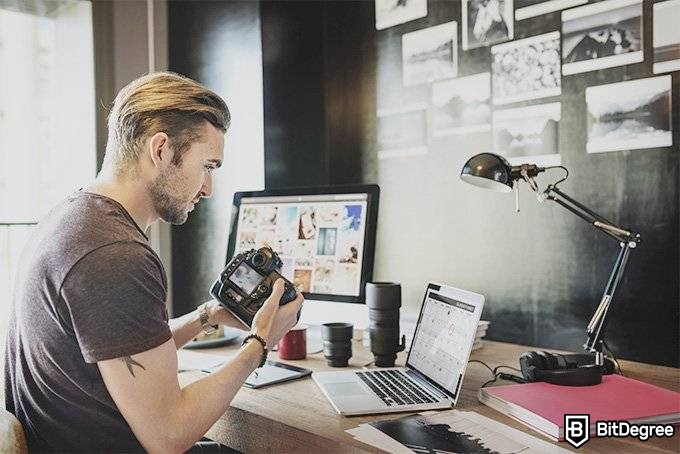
[179,340,680,453]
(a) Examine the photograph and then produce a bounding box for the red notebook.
[478,374,680,441]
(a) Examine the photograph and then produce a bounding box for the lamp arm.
[537,184,641,355]
[543,185,641,246]
[584,243,632,353]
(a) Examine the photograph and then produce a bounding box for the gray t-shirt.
[4,192,173,452]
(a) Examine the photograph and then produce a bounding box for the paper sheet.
[346,410,570,453]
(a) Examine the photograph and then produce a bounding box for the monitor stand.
[299,300,369,354]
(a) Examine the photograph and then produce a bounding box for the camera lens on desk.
[366,282,406,367]
[321,322,353,367]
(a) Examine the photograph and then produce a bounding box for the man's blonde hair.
[104,72,230,172]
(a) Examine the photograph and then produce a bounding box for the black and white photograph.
[491,31,561,105]
[432,72,491,136]
[562,0,643,76]
[377,106,428,159]
[515,0,587,21]
[375,0,427,31]
[370,412,531,453]
[493,102,561,166]
[462,0,513,51]
[402,21,457,86]
[586,76,673,154]
[653,0,680,74]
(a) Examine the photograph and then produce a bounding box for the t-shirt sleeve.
[60,241,173,363]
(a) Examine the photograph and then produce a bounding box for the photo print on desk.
[493,102,561,167]
[402,21,457,86]
[370,411,547,454]
[377,104,428,159]
[375,0,427,31]
[653,0,680,74]
[562,0,643,76]
[432,72,491,136]
[462,0,513,51]
[491,31,561,106]
[586,75,673,154]
[515,0,587,21]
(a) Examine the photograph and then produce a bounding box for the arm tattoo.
[120,356,146,377]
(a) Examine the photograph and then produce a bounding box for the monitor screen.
[227,185,379,303]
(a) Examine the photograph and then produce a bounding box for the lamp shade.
[460,153,514,193]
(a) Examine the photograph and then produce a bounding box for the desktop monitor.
[226,185,379,321]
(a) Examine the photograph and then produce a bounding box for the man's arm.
[99,280,303,453]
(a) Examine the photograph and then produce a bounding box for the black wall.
[169,0,679,366]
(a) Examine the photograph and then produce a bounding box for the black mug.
[321,322,353,367]
[366,282,406,367]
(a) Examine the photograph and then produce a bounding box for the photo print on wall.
[491,31,561,106]
[515,0,588,21]
[653,0,680,74]
[562,0,643,76]
[586,75,673,153]
[432,72,491,136]
[375,0,427,31]
[402,21,457,86]
[377,104,428,159]
[462,0,513,51]
[492,102,561,167]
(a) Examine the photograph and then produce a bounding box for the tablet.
[243,361,312,389]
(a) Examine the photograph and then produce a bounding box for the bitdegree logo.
[596,420,675,441]
[564,414,676,448]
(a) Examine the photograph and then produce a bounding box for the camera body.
[210,246,298,327]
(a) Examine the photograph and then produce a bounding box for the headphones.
[519,351,614,386]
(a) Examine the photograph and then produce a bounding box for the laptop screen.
[406,284,483,401]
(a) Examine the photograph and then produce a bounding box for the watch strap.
[242,333,268,368]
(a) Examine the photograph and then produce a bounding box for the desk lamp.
[460,153,640,372]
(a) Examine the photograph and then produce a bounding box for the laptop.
[313,283,484,416]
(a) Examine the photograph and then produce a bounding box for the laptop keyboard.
[356,369,439,407]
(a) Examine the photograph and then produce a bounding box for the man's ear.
[148,132,173,169]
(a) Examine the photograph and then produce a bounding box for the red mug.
[277,325,307,360]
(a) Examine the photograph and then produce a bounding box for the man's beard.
[147,166,191,225]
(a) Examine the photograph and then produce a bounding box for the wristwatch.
[242,333,268,368]
[199,303,218,335]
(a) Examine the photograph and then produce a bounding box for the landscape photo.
[402,21,457,86]
[562,0,643,75]
[375,0,427,31]
[462,0,513,50]
[653,0,680,74]
[491,31,561,105]
[493,102,561,167]
[586,76,673,153]
[377,107,428,159]
[432,72,491,136]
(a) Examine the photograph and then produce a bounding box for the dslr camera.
[210,246,298,327]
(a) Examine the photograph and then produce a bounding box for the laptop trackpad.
[325,382,367,397]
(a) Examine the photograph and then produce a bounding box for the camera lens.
[366,282,405,367]
[252,252,266,267]
[321,323,353,367]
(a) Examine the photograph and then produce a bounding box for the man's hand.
[202,299,249,330]
[251,279,304,347]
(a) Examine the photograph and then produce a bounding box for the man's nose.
[200,173,213,198]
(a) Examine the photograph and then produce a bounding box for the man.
[4,72,304,452]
